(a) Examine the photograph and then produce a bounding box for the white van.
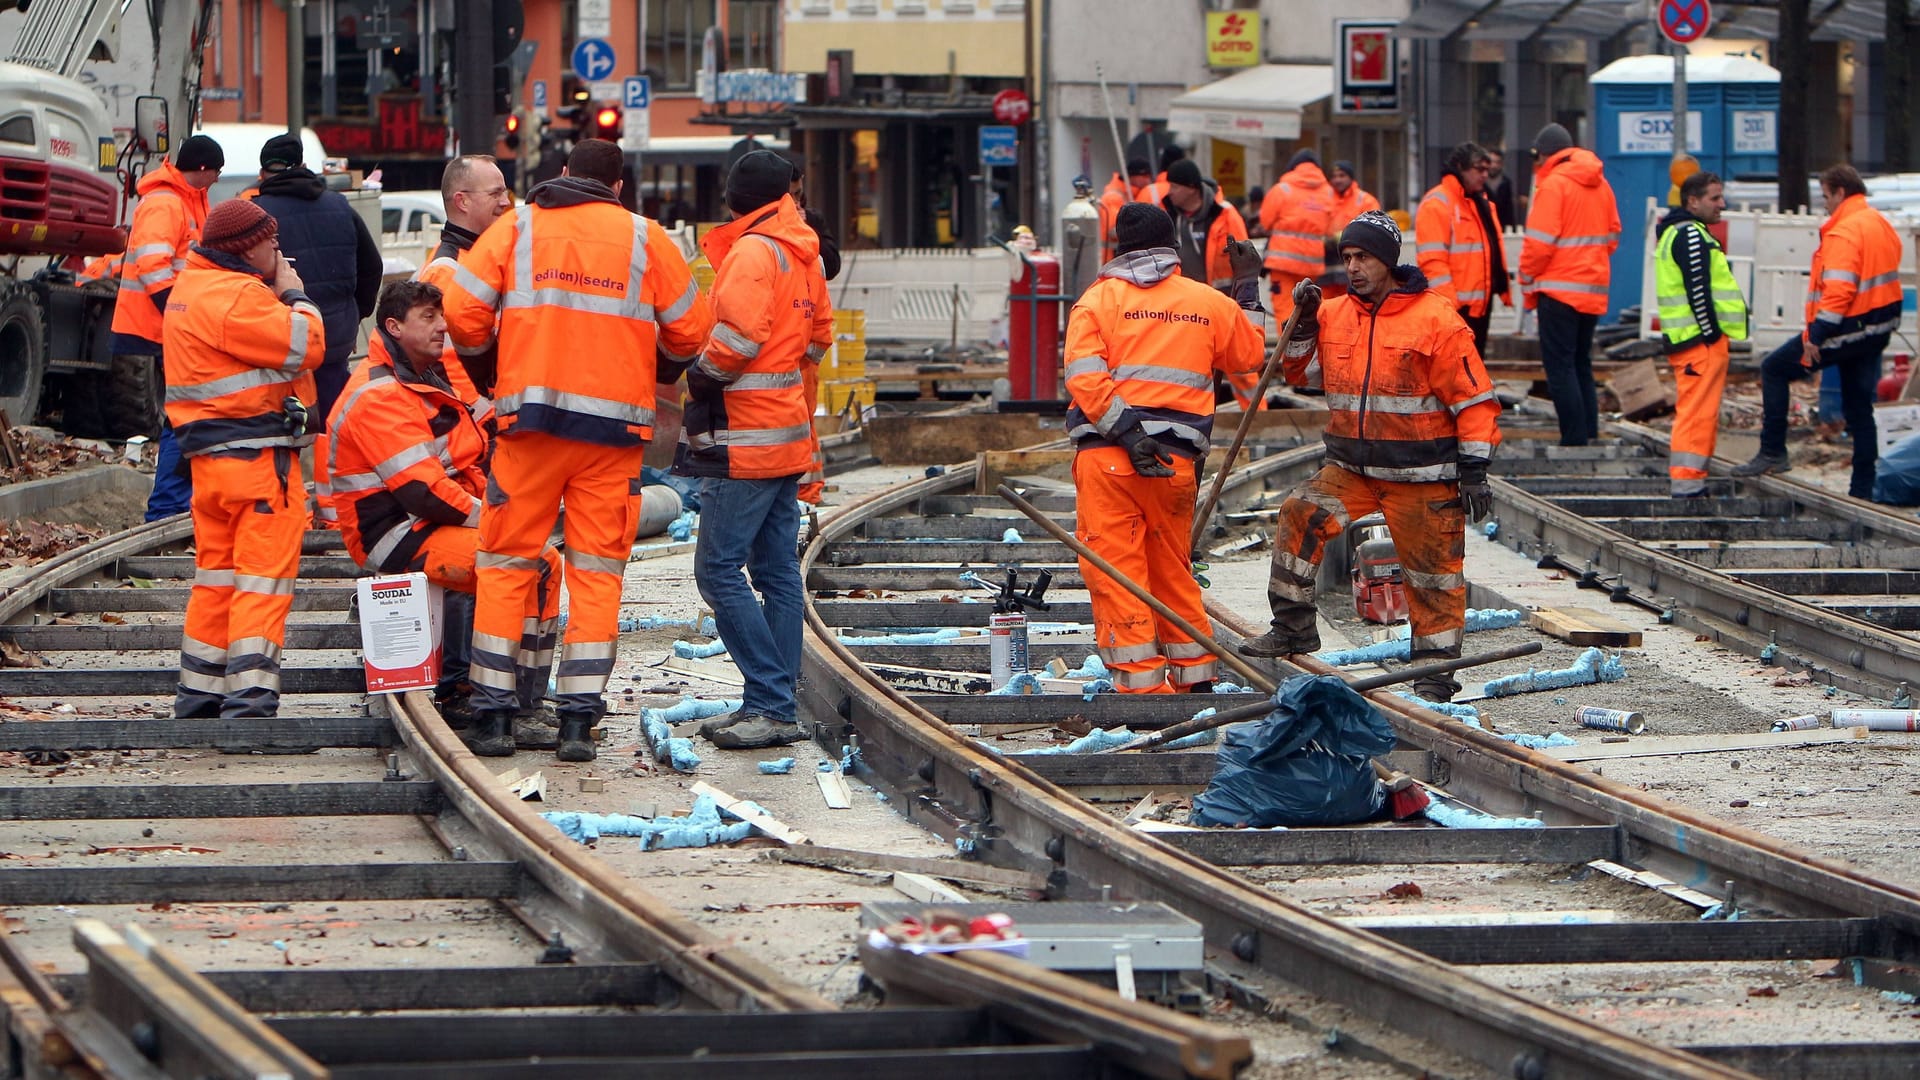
[193,123,330,205]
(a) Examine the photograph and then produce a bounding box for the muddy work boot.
[465,710,516,757]
[1730,451,1791,478]
[1409,677,1462,704]
[1237,628,1321,659]
[696,710,749,740]
[514,702,561,750]
[434,687,477,729]
[555,716,597,762]
[708,715,807,750]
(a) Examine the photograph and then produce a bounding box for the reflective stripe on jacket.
[1655,214,1747,348]
[161,248,323,457]
[327,331,489,573]
[1519,148,1620,315]
[1064,249,1266,458]
[676,195,833,480]
[440,178,714,447]
[1805,193,1903,354]
[1282,265,1503,482]
[415,227,488,404]
[113,162,210,344]
[1416,175,1497,317]
[1259,163,1334,277]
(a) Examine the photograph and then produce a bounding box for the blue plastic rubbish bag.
[1190,673,1396,828]
[1874,431,1920,506]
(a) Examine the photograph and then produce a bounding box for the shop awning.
[1396,0,1906,43]
[1167,65,1333,143]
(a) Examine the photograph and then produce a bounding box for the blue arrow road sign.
[624,76,651,110]
[571,38,616,81]
[980,125,1018,167]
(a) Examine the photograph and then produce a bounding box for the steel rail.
[799,448,1750,1080]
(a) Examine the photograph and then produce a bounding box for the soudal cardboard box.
[356,572,442,694]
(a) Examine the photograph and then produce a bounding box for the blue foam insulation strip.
[672,638,730,659]
[1423,795,1544,830]
[1482,646,1626,698]
[758,757,796,774]
[637,696,741,773]
[1318,609,1525,667]
[542,792,765,850]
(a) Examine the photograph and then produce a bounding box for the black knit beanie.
[725,150,793,215]
[1165,158,1204,191]
[1339,210,1402,269]
[1113,203,1176,256]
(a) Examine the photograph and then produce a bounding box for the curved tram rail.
[798,423,1920,1080]
[0,516,1248,1079]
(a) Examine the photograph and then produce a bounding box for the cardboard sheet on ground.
[1190,674,1395,828]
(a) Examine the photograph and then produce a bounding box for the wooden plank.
[975,450,1076,495]
[815,601,1093,628]
[0,666,367,696]
[809,565,1084,592]
[689,781,808,845]
[893,871,967,904]
[815,768,853,810]
[0,717,393,752]
[121,556,363,580]
[49,587,354,612]
[0,862,519,905]
[1541,726,1868,762]
[1153,825,1622,867]
[656,655,745,687]
[1526,607,1643,648]
[0,622,362,652]
[1376,916,1884,966]
[865,413,1056,465]
[0,781,441,820]
[766,846,1046,890]
[50,964,664,1014]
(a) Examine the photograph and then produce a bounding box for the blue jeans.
[1758,335,1884,500]
[694,476,802,722]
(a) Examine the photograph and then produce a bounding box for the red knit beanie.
[201,199,278,256]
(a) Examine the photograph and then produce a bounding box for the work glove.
[1457,459,1493,524]
[1120,429,1177,478]
[281,395,310,438]
[1226,238,1263,283]
[1290,278,1322,321]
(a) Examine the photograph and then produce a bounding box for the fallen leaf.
[1747,985,1779,998]
[1383,882,1424,900]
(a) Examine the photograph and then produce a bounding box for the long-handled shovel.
[1189,304,1306,557]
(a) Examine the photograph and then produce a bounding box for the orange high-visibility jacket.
[80,253,126,282]
[414,227,489,403]
[1416,174,1499,317]
[678,195,833,480]
[113,162,210,345]
[1260,162,1334,278]
[1064,249,1266,459]
[1805,193,1904,354]
[1165,188,1250,290]
[327,330,490,572]
[1519,148,1620,314]
[440,178,714,447]
[1283,265,1502,482]
[161,249,324,457]
[1329,184,1383,235]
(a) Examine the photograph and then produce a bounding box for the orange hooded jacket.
[1260,161,1335,278]
[1519,148,1620,315]
[1416,174,1500,317]
[1805,193,1904,354]
[114,161,211,345]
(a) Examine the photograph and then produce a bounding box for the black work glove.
[1226,238,1263,283]
[282,395,310,437]
[1290,278,1322,321]
[1120,429,1177,478]
[1458,459,1493,523]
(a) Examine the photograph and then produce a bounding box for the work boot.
[514,702,560,750]
[1730,451,1792,478]
[696,710,749,739]
[465,710,516,757]
[708,715,807,750]
[555,717,597,762]
[1238,628,1320,658]
[434,686,477,729]
[1409,677,1461,704]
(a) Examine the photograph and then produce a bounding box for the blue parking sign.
[979,125,1018,167]
[532,80,548,111]
[571,38,616,81]
[624,76,651,110]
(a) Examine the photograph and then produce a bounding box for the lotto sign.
[1205,10,1260,68]
[356,573,442,694]
[1658,0,1710,44]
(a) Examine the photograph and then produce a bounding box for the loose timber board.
[1526,606,1643,647]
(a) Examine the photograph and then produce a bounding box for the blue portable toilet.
[1589,55,1779,321]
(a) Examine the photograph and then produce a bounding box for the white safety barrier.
[828,248,1014,344]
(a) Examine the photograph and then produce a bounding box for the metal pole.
[455,0,498,159]
[1671,41,1690,188]
[285,0,305,136]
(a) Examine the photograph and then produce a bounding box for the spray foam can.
[1576,706,1645,734]
[1771,714,1823,732]
[1831,709,1920,732]
[989,611,1028,689]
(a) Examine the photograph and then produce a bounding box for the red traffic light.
[506,114,520,133]
[596,107,620,129]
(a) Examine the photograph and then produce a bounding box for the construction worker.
[1241,212,1502,703]
[441,139,714,762]
[1485,148,1518,238]
[328,280,562,738]
[1327,160,1382,234]
[116,133,223,522]
[1520,123,1620,447]
[163,199,324,719]
[1161,158,1250,292]
[419,154,515,403]
[1064,204,1267,693]
[681,150,833,750]
[1102,159,1159,256]
[1654,171,1747,498]
[1259,149,1335,322]
[1416,142,1511,355]
[1733,163,1903,500]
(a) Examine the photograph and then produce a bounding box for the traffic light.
[504,113,521,150]
[559,76,591,138]
[592,105,622,143]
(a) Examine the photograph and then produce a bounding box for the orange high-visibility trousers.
[1269,270,1306,322]
[1073,446,1217,693]
[1667,337,1729,497]
[472,431,640,721]
[177,450,308,718]
[1268,464,1467,661]
[415,524,561,703]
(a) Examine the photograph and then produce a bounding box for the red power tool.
[1348,513,1408,624]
